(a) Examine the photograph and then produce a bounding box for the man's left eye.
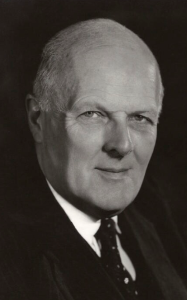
[132,115,152,124]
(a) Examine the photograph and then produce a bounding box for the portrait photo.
[0,1,187,299]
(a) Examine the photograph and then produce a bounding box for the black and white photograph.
[1,1,187,299]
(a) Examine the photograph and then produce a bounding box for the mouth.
[96,168,128,173]
[95,167,130,180]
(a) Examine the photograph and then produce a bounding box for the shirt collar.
[47,180,119,244]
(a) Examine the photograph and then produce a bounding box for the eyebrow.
[127,109,158,118]
[70,97,109,111]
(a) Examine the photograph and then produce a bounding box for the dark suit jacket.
[1,166,187,300]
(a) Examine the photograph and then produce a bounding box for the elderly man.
[1,19,187,300]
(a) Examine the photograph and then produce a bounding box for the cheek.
[133,130,157,167]
[46,136,66,170]
[67,124,105,162]
[43,121,68,169]
[65,127,105,193]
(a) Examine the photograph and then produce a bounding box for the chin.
[96,206,127,219]
[94,196,135,218]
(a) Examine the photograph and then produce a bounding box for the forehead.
[68,45,160,113]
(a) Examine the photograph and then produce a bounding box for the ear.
[26,94,43,143]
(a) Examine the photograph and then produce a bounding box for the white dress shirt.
[47,181,136,280]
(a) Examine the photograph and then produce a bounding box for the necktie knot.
[100,218,116,231]
[96,218,117,253]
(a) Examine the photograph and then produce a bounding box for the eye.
[132,114,153,125]
[134,115,146,121]
[81,111,104,118]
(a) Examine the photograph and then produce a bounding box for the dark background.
[0,0,187,243]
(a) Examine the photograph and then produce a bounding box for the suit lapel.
[35,192,126,300]
[120,205,187,300]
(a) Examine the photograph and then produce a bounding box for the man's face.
[39,45,160,219]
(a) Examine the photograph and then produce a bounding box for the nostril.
[102,147,124,160]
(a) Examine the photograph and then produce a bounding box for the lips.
[96,168,128,173]
[95,167,130,180]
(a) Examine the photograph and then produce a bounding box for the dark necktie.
[95,218,139,299]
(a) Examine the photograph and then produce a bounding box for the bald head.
[33,18,163,113]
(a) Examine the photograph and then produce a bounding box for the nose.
[103,118,134,158]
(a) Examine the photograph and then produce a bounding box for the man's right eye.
[81,111,103,118]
